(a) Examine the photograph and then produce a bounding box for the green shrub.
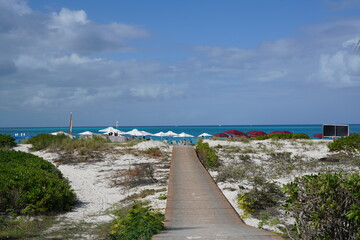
[25,133,70,151]
[253,133,310,140]
[216,165,246,182]
[141,147,163,158]
[195,139,219,168]
[0,150,76,215]
[283,172,360,239]
[328,134,360,152]
[109,202,164,240]
[61,136,109,154]
[111,163,157,188]
[237,176,284,218]
[0,134,16,149]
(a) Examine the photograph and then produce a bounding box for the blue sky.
[0,0,360,127]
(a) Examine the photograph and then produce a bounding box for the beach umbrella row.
[94,128,200,138]
[213,129,311,138]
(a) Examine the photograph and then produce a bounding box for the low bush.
[237,176,284,218]
[26,134,109,153]
[25,133,70,151]
[195,139,219,168]
[121,188,166,202]
[0,134,16,149]
[0,215,54,239]
[253,133,310,140]
[216,165,247,182]
[269,152,293,163]
[112,163,157,188]
[328,134,360,152]
[141,147,163,158]
[109,202,164,240]
[0,150,76,215]
[283,172,360,239]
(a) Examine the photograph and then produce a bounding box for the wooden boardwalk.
[153,146,282,240]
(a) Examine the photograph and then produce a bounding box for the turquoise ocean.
[1,124,360,143]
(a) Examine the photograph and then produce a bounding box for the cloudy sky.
[1,0,360,127]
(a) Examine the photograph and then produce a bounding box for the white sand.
[12,138,340,235]
[13,141,170,224]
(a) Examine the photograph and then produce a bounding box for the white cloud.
[0,0,31,15]
[50,8,88,28]
[0,2,149,56]
[326,0,360,10]
[52,54,94,65]
[318,50,360,87]
[130,85,183,99]
[254,70,287,82]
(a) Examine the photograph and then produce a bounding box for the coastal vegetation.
[209,137,360,239]
[0,134,16,149]
[283,172,360,239]
[24,133,110,164]
[195,139,219,168]
[252,133,310,140]
[24,133,70,150]
[0,150,76,214]
[328,134,360,152]
[237,176,284,219]
[24,133,109,152]
[109,202,164,240]
[0,139,170,239]
[0,150,76,239]
[111,163,157,189]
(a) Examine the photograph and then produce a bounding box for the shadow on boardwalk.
[153,146,282,240]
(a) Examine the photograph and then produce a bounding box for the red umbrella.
[224,130,247,136]
[269,130,292,134]
[214,133,229,138]
[313,133,323,139]
[247,131,267,137]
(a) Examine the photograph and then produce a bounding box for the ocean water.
[1,124,360,143]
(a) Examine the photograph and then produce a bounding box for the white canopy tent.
[99,127,125,135]
[141,131,152,136]
[175,132,194,138]
[153,131,166,137]
[99,127,117,132]
[198,133,212,137]
[79,131,94,136]
[164,131,178,137]
[125,129,152,136]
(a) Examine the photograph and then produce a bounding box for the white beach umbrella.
[99,127,117,133]
[126,129,147,136]
[79,131,94,136]
[175,132,194,138]
[153,131,168,140]
[140,131,152,136]
[198,133,212,137]
[164,131,178,137]
[99,127,125,135]
[153,131,166,137]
